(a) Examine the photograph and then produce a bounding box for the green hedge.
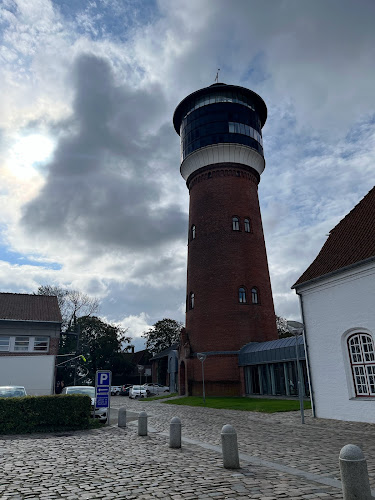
[0,395,95,434]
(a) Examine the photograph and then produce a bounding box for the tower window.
[251,287,259,304]
[191,225,196,240]
[239,287,247,303]
[348,333,375,396]
[190,292,195,310]
[232,217,240,231]
[244,218,251,233]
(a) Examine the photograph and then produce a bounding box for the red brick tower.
[173,83,278,396]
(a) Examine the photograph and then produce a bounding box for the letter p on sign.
[99,373,109,385]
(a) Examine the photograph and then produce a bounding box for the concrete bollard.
[169,416,182,448]
[339,444,372,500]
[221,424,240,469]
[118,407,127,428]
[138,410,148,436]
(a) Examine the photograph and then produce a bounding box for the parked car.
[120,385,132,396]
[111,386,121,396]
[143,383,170,395]
[61,386,107,423]
[129,385,147,399]
[0,386,27,398]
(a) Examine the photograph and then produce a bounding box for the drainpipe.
[296,290,316,417]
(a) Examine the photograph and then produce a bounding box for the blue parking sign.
[95,370,111,408]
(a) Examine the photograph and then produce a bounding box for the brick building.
[0,292,62,395]
[173,83,278,396]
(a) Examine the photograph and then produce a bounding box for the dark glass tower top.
[173,83,268,163]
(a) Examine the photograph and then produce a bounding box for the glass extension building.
[239,337,310,397]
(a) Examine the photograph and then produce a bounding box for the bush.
[0,394,94,434]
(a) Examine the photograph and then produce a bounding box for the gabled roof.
[0,293,62,323]
[293,187,375,288]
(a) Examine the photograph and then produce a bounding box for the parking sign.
[95,370,111,409]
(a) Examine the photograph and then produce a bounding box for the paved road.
[0,396,374,499]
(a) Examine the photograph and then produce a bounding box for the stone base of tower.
[179,354,244,397]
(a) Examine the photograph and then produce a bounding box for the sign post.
[95,370,112,426]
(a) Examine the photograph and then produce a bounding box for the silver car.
[129,385,147,398]
[0,386,27,398]
[61,386,107,423]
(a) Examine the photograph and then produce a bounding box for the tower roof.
[173,83,267,134]
[293,186,375,288]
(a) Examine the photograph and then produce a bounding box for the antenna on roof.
[214,68,220,83]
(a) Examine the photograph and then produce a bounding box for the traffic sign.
[95,370,111,409]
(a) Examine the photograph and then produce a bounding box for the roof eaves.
[292,255,375,290]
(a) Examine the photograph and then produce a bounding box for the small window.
[239,287,247,303]
[14,337,29,352]
[232,217,240,231]
[191,225,196,240]
[251,288,259,304]
[33,337,49,352]
[190,292,195,310]
[244,218,251,233]
[0,337,10,352]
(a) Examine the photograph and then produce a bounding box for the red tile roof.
[0,293,62,322]
[293,186,375,287]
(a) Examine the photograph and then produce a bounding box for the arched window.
[244,218,251,233]
[238,287,247,303]
[190,292,195,310]
[232,217,240,231]
[251,287,259,304]
[191,225,196,240]
[348,333,375,396]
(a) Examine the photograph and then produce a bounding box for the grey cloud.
[21,53,187,252]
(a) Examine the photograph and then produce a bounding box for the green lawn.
[162,396,311,413]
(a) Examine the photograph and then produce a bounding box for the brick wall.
[186,163,278,353]
[181,162,278,395]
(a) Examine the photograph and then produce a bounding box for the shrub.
[0,394,94,434]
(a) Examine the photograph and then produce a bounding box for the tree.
[78,316,132,383]
[57,315,132,385]
[276,315,293,338]
[36,285,99,331]
[142,318,183,355]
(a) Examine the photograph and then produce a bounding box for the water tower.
[173,83,278,396]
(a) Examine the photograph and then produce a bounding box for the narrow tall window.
[232,217,240,231]
[191,225,196,240]
[190,292,195,310]
[251,288,259,304]
[239,287,247,303]
[348,333,375,396]
[244,218,251,233]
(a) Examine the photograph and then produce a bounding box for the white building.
[0,293,62,395]
[293,187,375,423]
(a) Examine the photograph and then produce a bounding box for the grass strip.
[162,396,311,413]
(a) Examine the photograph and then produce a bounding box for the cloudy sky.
[1,0,374,350]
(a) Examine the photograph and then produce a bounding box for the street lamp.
[138,365,144,386]
[197,353,207,405]
[287,320,305,424]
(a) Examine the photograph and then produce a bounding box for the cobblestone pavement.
[0,396,373,499]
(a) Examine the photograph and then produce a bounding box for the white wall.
[298,261,375,423]
[0,356,56,395]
